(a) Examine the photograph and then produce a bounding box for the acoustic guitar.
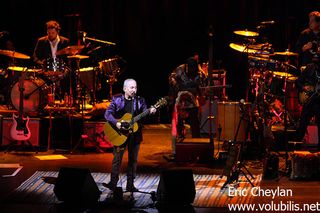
[104,97,168,146]
[10,71,31,141]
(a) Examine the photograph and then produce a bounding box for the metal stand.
[221,101,255,189]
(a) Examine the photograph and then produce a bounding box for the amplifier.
[1,117,40,147]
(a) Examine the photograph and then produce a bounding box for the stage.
[0,124,319,213]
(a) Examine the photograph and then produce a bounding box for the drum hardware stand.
[221,100,255,190]
[71,80,104,154]
[207,25,216,162]
[277,65,291,176]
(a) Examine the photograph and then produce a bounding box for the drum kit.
[0,44,124,116]
[230,29,300,126]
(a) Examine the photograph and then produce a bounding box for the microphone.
[78,31,87,42]
[260,20,275,25]
[131,92,136,99]
[239,99,246,113]
[0,31,9,38]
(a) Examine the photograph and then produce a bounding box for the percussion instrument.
[56,45,84,56]
[234,30,259,37]
[10,77,50,113]
[0,49,30,59]
[217,101,250,142]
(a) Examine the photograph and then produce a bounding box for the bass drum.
[10,78,50,114]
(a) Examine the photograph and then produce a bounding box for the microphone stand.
[208,26,214,150]
[84,35,116,46]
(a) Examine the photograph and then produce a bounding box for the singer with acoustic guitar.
[103,79,157,192]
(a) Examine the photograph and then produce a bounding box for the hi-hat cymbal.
[67,54,89,60]
[0,50,30,59]
[230,43,257,53]
[270,71,297,81]
[234,30,259,37]
[229,43,269,54]
[273,51,298,56]
[56,45,84,56]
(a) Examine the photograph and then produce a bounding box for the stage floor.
[0,124,319,212]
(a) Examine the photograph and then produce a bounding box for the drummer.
[33,20,70,101]
[33,20,70,67]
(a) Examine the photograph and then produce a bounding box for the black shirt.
[295,28,320,66]
[124,98,133,114]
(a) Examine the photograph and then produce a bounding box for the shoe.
[163,154,176,162]
[103,182,116,191]
[126,185,139,192]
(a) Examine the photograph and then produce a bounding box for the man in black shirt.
[295,11,320,66]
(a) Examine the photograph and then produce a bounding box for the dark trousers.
[296,99,320,148]
[110,135,140,187]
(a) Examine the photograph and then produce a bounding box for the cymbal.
[248,55,272,61]
[56,45,84,56]
[8,66,41,72]
[270,71,297,81]
[0,50,30,59]
[67,54,89,60]
[79,67,96,72]
[229,43,269,54]
[234,30,259,37]
[273,51,298,56]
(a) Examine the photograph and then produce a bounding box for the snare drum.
[43,57,67,79]
[10,77,50,113]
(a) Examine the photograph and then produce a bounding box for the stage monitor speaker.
[176,138,213,163]
[156,168,195,205]
[53,167,101,204]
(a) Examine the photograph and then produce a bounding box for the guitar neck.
[132,108,151,124]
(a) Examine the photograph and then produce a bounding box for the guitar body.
[10,71,31,142]
[10,114,31,141]
[104,113,139,146]
[298,85,315,105]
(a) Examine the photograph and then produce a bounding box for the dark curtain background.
[0,0,319,116]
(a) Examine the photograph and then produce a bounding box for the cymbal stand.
[278,59,290,175]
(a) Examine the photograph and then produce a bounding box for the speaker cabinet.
[176,138,213,163]
[157,168,195,205]
[53,167,101,204]
[1,117,40,146]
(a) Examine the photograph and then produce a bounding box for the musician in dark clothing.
[295,63,320,150]
[33,20,70,101]
[33,20,70,66]
[295,11,320,66]
[168,55,202,159]
[104,79,156,192]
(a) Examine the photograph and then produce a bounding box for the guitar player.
[104,79,156,192]
[295,11,320,150]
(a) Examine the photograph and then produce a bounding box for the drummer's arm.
[33,40,45,66]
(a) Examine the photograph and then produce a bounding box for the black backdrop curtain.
[0,0,319,109]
